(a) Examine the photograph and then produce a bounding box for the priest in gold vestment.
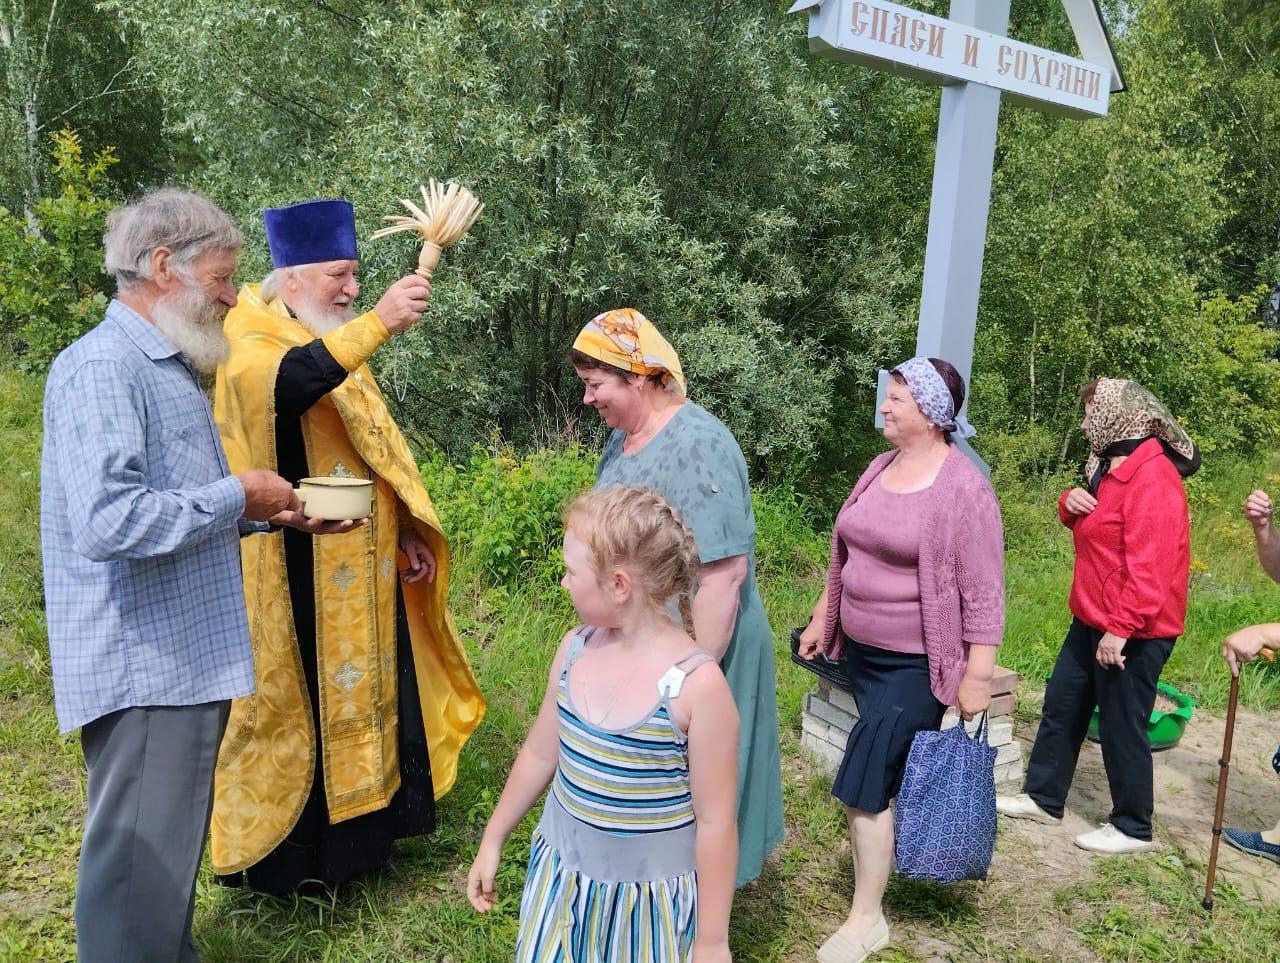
[211,199,483,893]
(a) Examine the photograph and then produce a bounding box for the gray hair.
[260,263,332,303]
[259,267,287,302]
[104,188,244,291]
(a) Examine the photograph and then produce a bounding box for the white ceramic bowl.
[296,476,373,519]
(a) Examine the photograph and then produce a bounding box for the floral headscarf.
[1083,378,1200,493]
[891,356,976,439]
[571,308,686,396]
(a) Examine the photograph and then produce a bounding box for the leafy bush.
[1170,287,1280,456]
[0,131,118,371]
[424,438,829,595]
[424,441,596,586]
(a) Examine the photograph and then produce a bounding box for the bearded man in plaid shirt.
[40,188,358,963]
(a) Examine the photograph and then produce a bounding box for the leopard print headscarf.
[1083,378,1199,493]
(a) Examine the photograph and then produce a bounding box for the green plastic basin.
[1085,680,1195,751]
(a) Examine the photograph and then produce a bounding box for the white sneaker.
[1073,823,1156,854]
[996,793,1062,825]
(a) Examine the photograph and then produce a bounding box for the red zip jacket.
[1058,438,1190,640]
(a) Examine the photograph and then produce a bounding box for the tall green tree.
[976,0,1280,468]
[1154,0,1280,297]
[101,0,934,468]
[30,0,1276,480]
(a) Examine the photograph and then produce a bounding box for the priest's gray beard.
[151,281,230,373]
[291,292,357,335]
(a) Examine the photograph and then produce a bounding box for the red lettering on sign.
[927,23,944,58]
[889,12,908,48]
[997,44,1012,75]
[1030,53,1045,85]
[851,2,869,37]
[870,6,890,43]
[1014,49,1028,81]
[910,18,928,53]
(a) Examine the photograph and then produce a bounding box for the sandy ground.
[998,704,1280,907]
[810,705,1280,963]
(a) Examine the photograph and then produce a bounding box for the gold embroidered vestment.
[209,285,483,874]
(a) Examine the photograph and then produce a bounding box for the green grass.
[1055,847,1280,961]
[3,364,1279,960]
[0,371,83,962]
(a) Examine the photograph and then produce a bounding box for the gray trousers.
[76,701,230,963]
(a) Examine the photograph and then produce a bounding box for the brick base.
[799,666,1024,787]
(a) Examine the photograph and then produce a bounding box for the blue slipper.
[1223,828,1280,865]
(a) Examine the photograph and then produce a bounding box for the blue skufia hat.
[262,199,358,268]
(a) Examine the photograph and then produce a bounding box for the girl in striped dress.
[467,486,740,962]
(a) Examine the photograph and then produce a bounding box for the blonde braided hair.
[565,486,702,635]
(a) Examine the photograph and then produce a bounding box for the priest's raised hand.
[374,275,432,333]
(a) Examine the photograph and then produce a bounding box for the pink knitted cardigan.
[822,445,1006,706]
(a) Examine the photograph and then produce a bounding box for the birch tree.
[0,0,159,214]
[0,0,61,214]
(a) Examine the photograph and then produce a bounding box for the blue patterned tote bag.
[894,713,997,882]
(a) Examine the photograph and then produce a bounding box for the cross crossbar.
[789,0,1112,117]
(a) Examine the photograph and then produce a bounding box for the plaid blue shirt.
[41,300,257,732]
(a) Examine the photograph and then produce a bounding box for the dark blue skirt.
[832,641,946,814]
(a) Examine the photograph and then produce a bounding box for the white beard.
[151,283,230,373]
[289,294,356,335]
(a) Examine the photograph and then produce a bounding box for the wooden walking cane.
[1203,645,1275,913]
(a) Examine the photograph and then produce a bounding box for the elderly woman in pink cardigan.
[797,357,1005,963]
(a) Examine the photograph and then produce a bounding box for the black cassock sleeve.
[275,339,348,419]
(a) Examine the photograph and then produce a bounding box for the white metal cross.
[789,0,1123,466]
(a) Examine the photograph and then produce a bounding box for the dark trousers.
[1024,619,1174,840]
[76,701,230,963]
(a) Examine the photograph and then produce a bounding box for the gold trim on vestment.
[209,285,484,875]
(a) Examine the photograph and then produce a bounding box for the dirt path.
[999,704,1280,907]
[815,704,1280,962]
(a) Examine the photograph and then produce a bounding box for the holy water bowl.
[296,476,373,520]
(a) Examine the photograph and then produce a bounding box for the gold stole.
[209,286,484,875]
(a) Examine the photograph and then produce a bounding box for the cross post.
[911,0,1009,468]
[791,0,1120,469]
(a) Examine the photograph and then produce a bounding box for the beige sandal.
[816,915,890,963]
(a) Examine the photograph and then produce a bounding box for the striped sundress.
[517,629,715,963]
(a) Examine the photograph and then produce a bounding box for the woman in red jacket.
[998,378,1199,853]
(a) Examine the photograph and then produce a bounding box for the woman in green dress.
[568,307,784,887]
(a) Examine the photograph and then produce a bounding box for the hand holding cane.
[1203,644,1275,912]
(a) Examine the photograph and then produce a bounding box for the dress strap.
[657,650,717,700]
[563,626,594,671]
